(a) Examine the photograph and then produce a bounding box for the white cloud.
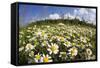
[74,9,78,16]
[30,8,96,25]
[79,8,88,15]
[73,8,96,25]
[76,16,82,21]
[64,13,82,21]
[49,13,61,20]
[90,9,96,13]
[64,13,75,19]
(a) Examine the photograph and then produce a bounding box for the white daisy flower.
[34,53,42,63]
[25,43,34,51]
[56,36,66,42]
[58,23,65,26]
[41,41,48,46]
[47,26,50,28]
[59,52,67,60]
[47,43,59,54]
[86,43,92,47]
[27,30,31,33]
[63,41,71,47]
[43,34,48,39]
[80,36,87,43]
[36,31,42,36]
[29,37,35,42]
[29,51,34,57]
[68,47,78,56]
[26,35,31,38]
[86,48,92,56]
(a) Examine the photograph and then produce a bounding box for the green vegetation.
[19,19,96,64]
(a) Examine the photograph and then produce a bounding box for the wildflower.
[41,54,53,62]
[66,35,71,39]
[36,31,42,36]
[59,52,67,60]
[63,41,71,47]
[43,33,48,39]
[80,36,87,43]
[58,23,65,26]
[34,53,42,63]
[29,37,35,42]
[47,26,50,28]
[86,43,92,47]
[68,47,78,56]
[29,51,34,57]
[41,41,48,46]
[47,43,59,54]
[56,36,66,42]
[25,43,34,51]
[26,35,31,38]
[27,30,31,33]
[86,48,92,56]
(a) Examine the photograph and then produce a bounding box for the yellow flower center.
[43,57,49,62]
[28,45,32,49]
[51,46,57,52]
[35,54,41,60]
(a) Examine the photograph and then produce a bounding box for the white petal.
[34,58,38,63]
[47,48,51,51]
[54,50,59,54]
[48,44,51,47]
[49,60,53,62]
[40,57,43,62]
[49,51,52,54]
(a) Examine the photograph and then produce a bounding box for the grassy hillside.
[19,19,96,64]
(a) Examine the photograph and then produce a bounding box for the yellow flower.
[41,54,53,62]
[35,53,41,60]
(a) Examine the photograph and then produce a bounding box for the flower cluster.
[19,21,96,64]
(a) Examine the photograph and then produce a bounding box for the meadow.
[19,19,96,64]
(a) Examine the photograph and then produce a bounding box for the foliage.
[19,19,96,64]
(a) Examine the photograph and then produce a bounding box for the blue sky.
[19,4,96,26]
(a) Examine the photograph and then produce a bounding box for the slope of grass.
[19,19,96,64]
